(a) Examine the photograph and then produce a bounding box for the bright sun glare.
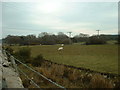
[38,2,61,13]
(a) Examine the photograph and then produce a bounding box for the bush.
[31,54,45,67]
[14,47,31,63]
[86,36,106,45]
[5,46,14,55]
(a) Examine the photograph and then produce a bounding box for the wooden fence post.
[10,56,19,76]
[3,50,8,58]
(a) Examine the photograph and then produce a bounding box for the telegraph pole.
[67,32,72,38]
[96,30,100,38]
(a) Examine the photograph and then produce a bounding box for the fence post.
[3,50,8,59]
[10,56,19,76]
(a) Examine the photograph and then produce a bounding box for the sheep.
[61,44,64,46]
[58,47,63,51]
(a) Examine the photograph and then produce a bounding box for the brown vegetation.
[89,74,113,88]
[19,60,119,88]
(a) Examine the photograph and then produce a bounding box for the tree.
[5,35,22,45]
[56,32,69,44]
[38,32,49,37]
[72,33,89,43]
[26,34,37,45]
[58,32,66,36]
[61,38,72,44]
[86,36,106,45]
[41,35,56,45]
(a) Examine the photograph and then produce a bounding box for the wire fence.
[3,50,66,90]
[17,67,40,88]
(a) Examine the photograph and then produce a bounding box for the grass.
[107,40,118,44]
[11,44,118,74]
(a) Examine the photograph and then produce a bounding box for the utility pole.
[96,30,100,38]
[67,32,72,38]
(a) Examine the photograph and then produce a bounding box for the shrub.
[31,54,45,67]
[14,47,31,63]
[5,46,14,55]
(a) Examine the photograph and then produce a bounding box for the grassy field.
[11,44,118,74]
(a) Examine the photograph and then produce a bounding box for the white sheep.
[61,44,64,46]
[58,47,63,51]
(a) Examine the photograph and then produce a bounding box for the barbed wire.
[14,57,66,89]
[4,50,66,90]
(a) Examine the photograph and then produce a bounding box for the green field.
[12,44,118,74]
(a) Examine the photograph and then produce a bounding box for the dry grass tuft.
[68,69,80,81]
[89,74,113,88]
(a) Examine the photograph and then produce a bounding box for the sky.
[1,1,118,38]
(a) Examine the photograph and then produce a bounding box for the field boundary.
[44,59,119,78]
[3,50,66,89]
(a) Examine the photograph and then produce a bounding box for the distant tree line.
[3,32,72,45]
[2,32,119,45]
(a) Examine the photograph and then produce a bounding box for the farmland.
[11,44,118,74]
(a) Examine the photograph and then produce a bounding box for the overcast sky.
[1,1,118,38]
